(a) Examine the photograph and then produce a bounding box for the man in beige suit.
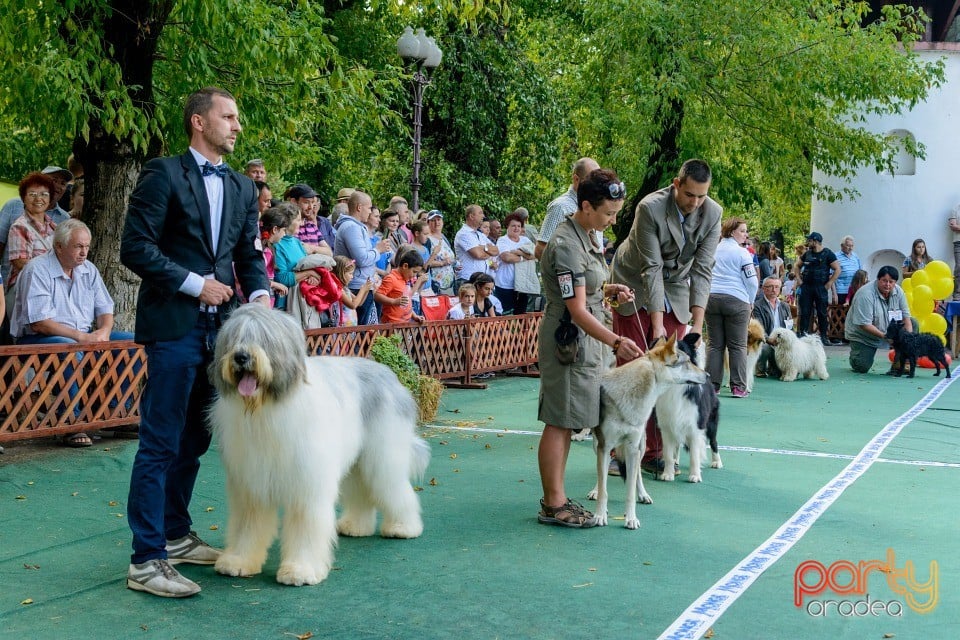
[608,159,721,473]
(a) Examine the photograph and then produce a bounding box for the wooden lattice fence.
[0,313,543,443]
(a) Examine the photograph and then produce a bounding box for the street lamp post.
[397,27,442,212]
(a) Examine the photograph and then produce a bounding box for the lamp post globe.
[397,27,441,212]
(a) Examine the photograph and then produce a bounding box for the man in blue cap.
[796,231,841,346]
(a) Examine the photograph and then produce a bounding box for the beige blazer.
[609,185,721,324]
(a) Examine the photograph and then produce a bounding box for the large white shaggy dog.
[208,305,430,586]
[766,328,829,382]
[589,336,708,530]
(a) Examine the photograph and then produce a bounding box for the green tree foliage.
[0,0,945,329]
[565,0,944,242]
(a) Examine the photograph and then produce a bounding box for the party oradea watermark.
[794,548,938,617]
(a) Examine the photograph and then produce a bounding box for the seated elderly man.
[11,219,134,446]
[844,265,913,374]
[752,276,793,378]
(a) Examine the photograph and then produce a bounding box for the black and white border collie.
[654,333,722,482]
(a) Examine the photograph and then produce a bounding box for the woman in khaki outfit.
[537,169,641,528]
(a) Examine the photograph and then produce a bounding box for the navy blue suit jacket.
[121,152,269,343]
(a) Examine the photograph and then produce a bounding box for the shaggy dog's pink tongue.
[238,373,259,397]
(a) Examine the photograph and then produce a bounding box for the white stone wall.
[810,45,960,276]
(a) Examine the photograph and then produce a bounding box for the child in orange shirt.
[375,249,426,323]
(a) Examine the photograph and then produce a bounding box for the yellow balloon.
[925,260,952,280]
[901,278,913,293]
[931,276,954,301]
[920,313,947,337]
[905,291,913,308]
[911,269,930,287]
[912,284,934,317]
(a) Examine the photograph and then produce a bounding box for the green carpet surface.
[1,349,958,639]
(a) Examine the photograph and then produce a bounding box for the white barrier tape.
[427,426,960,468]
[658,375,957,640]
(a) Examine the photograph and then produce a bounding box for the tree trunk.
[70,0,174,331]
[613,96,685,247]
[84,153,144,332]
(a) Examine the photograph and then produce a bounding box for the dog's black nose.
[234,351,251,368]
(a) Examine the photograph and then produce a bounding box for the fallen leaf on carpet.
[206,506,215,512]
[210,525,219,530]
[108,500,119,507]
[449,453,458,459]
[20,598,33,605]
[429,478,438,486]
[283,632,314,640]
[484,443,491,449]
[572,583,593,588]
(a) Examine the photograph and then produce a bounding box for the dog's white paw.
[687,473,702,483]
[710,458,723,469]
[571,428,591,442]
[637,492,653,505]
[276,561,327,586]
[592,509,608,527]
[337,517,376,538]
[214,553,262,577]
[379,519,424,539]
[658,471,676,482]
[624,516,641,530]
[586,487,598,501]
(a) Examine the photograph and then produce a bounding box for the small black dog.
[885,320,951,378]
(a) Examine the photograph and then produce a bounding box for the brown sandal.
[538,499,596,528]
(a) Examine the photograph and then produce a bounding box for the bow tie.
[201,162,229,178]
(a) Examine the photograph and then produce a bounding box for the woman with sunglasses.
[536,168,642,528]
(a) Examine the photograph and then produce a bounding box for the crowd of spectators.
[3,151,956,454]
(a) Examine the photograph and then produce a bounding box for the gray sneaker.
[127,559,201,598]
[166,531,222,566]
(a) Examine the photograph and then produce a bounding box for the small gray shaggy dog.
[208,304,430,586]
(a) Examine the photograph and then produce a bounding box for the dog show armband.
[557,271,575,299]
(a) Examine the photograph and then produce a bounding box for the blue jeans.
[17,331,135,414]
[352,287,378,325]
[127,317,218,564]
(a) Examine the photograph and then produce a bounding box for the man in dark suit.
[753,276,793,379]
[121,87,270,598]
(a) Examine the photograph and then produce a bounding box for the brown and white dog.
[588,336,707,530]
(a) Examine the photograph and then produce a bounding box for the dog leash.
[606,289,649,352]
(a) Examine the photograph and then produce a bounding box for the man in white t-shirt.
[535,157,598,259]
[454,203,499,287]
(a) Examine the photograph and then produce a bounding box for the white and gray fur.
[208,304,430,586]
